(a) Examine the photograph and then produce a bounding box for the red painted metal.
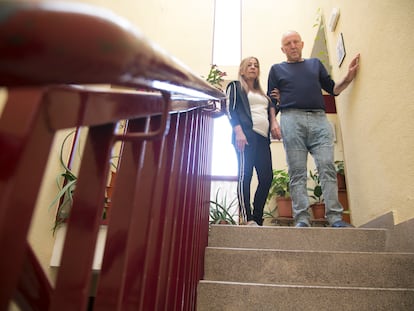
[0,1,224,310]
[14,245,53,311]
[50,124,116,311]
[0,88,56,311]
[0,2,223,101]
[165,112,191,310]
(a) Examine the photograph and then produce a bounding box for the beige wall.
[318,0,414,225]
[1,0,413,285]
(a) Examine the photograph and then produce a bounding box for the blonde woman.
[226,57,281,226]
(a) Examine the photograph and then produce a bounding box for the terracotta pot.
[104,171,117,223]
[342,213,351,224]
[337,173,346,190]
[338,189,349,212]
[311,202,325,219]
[276,197,293,218]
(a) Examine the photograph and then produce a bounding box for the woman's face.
[242,58,259,80]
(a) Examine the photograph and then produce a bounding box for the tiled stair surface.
[197,225,414,311]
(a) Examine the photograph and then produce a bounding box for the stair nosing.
[199,280,414,291]
[206,246,414,256]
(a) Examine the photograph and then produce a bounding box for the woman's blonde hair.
[238,56,266,97]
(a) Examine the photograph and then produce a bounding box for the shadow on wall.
[360,212,414,253]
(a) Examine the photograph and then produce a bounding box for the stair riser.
[204,248,414,288]
[208,226,387,252]
[197,282,414,311]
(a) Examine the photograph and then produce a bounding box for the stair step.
[208,225,387,252]
[197,281,414,311]
[198,225,414,310]
[204,247,414,288]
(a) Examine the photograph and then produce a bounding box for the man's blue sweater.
[267,58,335,111]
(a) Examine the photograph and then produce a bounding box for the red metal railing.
[0,1,225,310]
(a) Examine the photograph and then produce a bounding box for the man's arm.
[333,54,360,95]
[267,65,279,105]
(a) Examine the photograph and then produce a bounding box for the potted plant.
[334,160,351,223]
[205,64,227,90]
[334,160,346,190]
[308,169,325,219]
[48,130,118,233]
[48,130,79,233]
[267,169,292,218]
[209,188,237,225]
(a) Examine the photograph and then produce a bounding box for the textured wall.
[319,0,414,225]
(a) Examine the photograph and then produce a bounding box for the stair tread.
[208,225,388,252]
[197,281,414,311]
[198,225,414,310]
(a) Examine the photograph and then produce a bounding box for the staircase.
[197,225,414,310]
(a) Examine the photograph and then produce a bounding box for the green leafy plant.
[334,160,345,175]
[48,130,78,233]
[209,188,237,225]
[267,169,290,202]
[49,130,118,234]
[206,64,227,89]
[266,169,293,219]
[263,206,278,222]
[308,169,324,203]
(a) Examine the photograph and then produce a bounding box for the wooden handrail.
[0,1,225,102]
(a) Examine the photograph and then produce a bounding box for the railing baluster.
[0,2,225,310]
[51,124,115,311]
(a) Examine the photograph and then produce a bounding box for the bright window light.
[211,115,238,176]
[210,0,240,177]
[213,0,241,66]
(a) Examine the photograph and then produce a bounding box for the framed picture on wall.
[336,33,346,67]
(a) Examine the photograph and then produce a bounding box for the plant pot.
[218,220,230,224]
[337,173,346,190]
[338,189,348,210]
[310,202,325,219]
[104,171,117,223]
[276,197,293,218]
[342,212,351,224]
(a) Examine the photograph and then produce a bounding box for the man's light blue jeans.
[280,109,343,225]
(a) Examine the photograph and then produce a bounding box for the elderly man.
[267,30,360,228]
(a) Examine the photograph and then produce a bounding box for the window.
[210,0,241,177]
[211,115,237,176]
[212,0,241,66]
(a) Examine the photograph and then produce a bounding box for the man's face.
[281,33,304,62]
